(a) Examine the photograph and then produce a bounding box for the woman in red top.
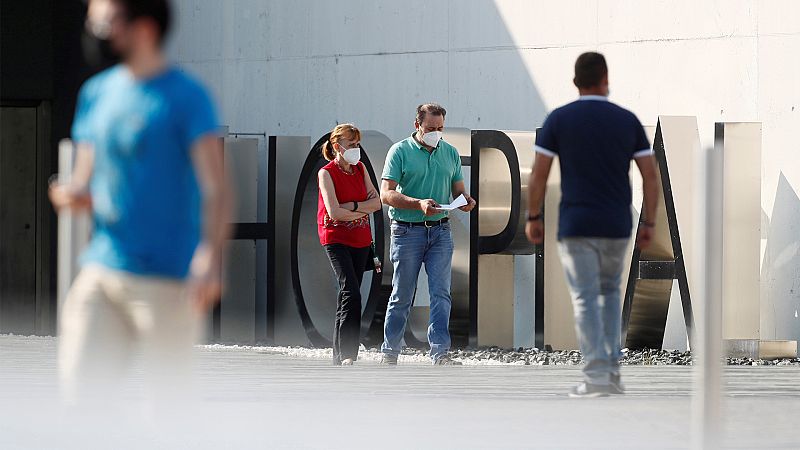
[317,124,381,365]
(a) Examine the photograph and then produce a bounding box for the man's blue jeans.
[381,221,454,362]
[558,237,629,385]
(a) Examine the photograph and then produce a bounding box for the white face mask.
[341,146,361,165]
[420,129,442,148]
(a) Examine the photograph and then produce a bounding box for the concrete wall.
[167,0,800,344]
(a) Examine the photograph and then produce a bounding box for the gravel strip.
[5,333,797,366]
[200,344,800,366]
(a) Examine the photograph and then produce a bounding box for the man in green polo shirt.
[379,103,476,365]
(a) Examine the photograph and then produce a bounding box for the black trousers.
[323,243,370,365]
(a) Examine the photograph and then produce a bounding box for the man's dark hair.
[116,0,172,43]
[416,103,447,124]
[573,52,608,89]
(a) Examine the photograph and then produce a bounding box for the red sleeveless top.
[317,160,372,248]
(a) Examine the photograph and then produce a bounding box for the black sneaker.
[568,382,609,398]
[380,354,398,365]
[609,373,625,395]
[433,356,463,366]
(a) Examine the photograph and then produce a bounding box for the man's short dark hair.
[116,0,172,43]
[416,103,447,124]
[573,52,608,89]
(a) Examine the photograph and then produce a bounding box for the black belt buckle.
[394,218,448,228]
[424,218,447,228]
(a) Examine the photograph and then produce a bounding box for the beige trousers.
[59,265,202,404]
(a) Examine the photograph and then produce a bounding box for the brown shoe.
[380,354,398,365]
[433,356,463,366]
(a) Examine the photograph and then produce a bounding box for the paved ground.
[1,335,799,449]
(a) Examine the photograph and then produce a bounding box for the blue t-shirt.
[535,96,652,239]
[72,65,219,279]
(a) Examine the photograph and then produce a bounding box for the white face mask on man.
[339,145,361,165]
[419,129,442,148]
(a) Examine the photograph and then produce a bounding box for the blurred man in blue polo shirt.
[526,52,659,398]
[49,0,232,402]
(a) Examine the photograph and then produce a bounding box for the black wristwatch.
[352,201,359,212]
[527,212,543,222]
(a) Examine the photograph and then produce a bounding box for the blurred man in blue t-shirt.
[49,0,233,402]
[526,52,660,398]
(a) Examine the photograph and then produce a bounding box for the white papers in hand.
[436,194,468,211]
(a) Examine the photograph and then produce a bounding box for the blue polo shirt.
[535,95,652,239]
[71,64,219,279]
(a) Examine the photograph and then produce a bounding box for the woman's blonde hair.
[322,123,361,161]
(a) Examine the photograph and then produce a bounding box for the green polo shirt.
[382,134,464,222]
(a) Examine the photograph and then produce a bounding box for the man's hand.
[458,194,476,212]
[419,199,441,216]
[187,244,223,313]
[49,182,92,212]
[636,225,654,250]
[49,145,95,213]
[525,220,544,245]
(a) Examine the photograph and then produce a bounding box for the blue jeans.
[558,238,629,385]
[381,221,454,361]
